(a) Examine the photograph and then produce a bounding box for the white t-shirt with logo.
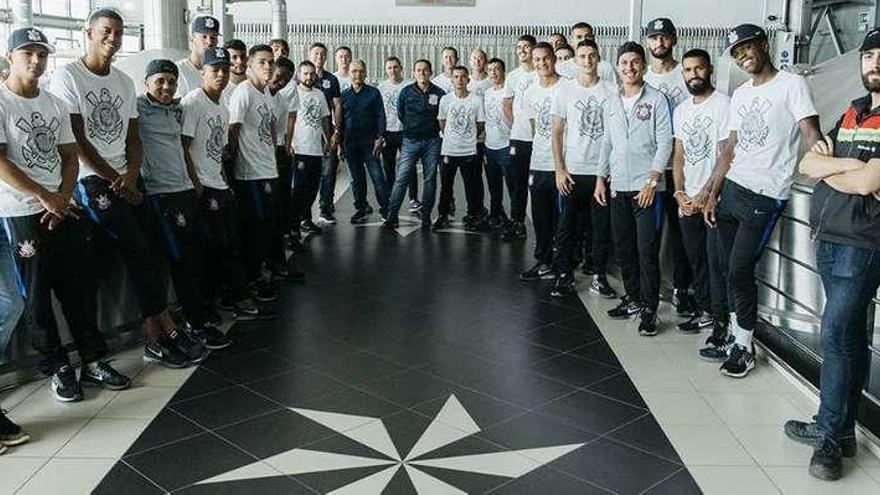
[432,73,454,94]
[558,59,618,86]
[49,59,138,179]
[645,65,688,110]
[378,79,409,133]
[273,83,299,143]
[524,78,562,172]
[673,90,731,197]
[175,58,202,99]
[438,92,485,156]
[484,85,511,150]
[727,70,817,200]
[293,86,330,157]
[551,78,616,175]
[181,88,230,190]
[503,67,537,142]
[467,77,493,97]
[0,87,76,217]
[228,80,278,180]
[334,71,352,93]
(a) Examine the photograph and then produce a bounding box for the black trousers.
[507,140,532,223]
[553,175,612,275]
[147,190,206,328]
[383,131,418,202]
[76,176,166,318]
[707,225,730,320]
[679,213,712,315]
[2,214,107,375]
[291,154,323,227]
[438,155,484,217]
[663,169,693,290]
[277,146,295,234]
[234,178,282,281]
[611,191,664,311]
[529,170,558,265]
[201,187,250,302]
[716,178,786,331]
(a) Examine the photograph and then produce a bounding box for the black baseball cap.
[617,41,646,63]
[145,59,178,80]
[861,27,880,51]
[646,18,676,37]
[203,47,231,67]
[8,27,55,54]
[726,23,768,54]
[191,15,220,34]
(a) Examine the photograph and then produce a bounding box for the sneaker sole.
[698,353,728,363]
[143,354,190,369]
[205,341,233,351]
[80,377,131,391]
[638,330,658,337]
[0,433,30,447]
[0,444,6,455]
[808,464,842,481]
[677,327,702,335]
[589,287,618,299]
[720,360,756,378]
[51,390,82,402]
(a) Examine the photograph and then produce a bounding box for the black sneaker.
[638,308,659,337]
[204,306,223,327]
[382,219,399,230]
[809,436,843,481]
[784,417,857,457]
[464,216,488,232]
[300,219,324,234]
[364,205,374,215]
[520,262,554,281]
[699,322,735,362]
[80,361,131,390]
[255,282,279,302]
[198,324,232,350]
[550,273,575,298]
[51,365,83,402]
[288,236,307,253]
[144,335,190,368]
[318,212,337,224]
[673,289,698,317]
[487,213,507,229]
[409,199,422,213]
[432,215,451,231]
[678,313,714,334]
[720,343,756,378]
[581,256,597,276]
[607,296,641,320]
[350,210,369,224]
[169,329,208,364]
[501,221,527,241]
[0,410,30,447]
[217,297,236,312]
[589,276,618,299]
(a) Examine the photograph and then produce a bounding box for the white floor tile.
[56,418,150,458]
[16,457,115,495]
[689,465,781,495]
[687,364,792,394]
[8,386,117,420]
[853,444,880,469]
[864,467,880,484]
[763,465,880,494]
[2,417,89,458]
[729,425,814,466]
[663,424,756,466]
[703,392,808,426]
[95,386,176,420]
[782,392,818,417]
[626,365,696,393]
[640,392,723,426]
[133,363,196,388]
[0,457,49,493]
[0,381,44,411]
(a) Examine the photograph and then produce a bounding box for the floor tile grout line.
[637,466,688,494]
[10,456,52,495]
[119,458,172,494]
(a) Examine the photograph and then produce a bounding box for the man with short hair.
[269,38,289,60]
[342,59,388,223]
[224,39,248,86]
[383,59,445,229]
[334,46,353,92]
[555,45,575,63]
[308,42,343,225]
[548,33,567,50]
[594,41,673,337]
[378,56,420,213]
[175,15,220,98]
[558,22,617,84]
[703,24,820,377]
[501,34,537,241]
[433,47,458,94]
[483,57,511,228]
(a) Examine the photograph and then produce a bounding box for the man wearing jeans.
[0,233,22,362]
[383,59,445,230]
[784,29,880,481]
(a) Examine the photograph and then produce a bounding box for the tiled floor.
[0,180,877,494]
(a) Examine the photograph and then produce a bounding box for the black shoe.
[487,213,507,229]
[678,313,714,334]
[350,210,369,224]
[0,410,30,447]
[673,289,698,317]
[203,306,223,327]
[501,221,526,241]
[720,343,756,378]
[288,236,307,253]
[382,219,399,230]
[364,205,374,215]
[784,417,857,457]
[255,282,279,302]
[607,296,641,319]
[80,361,131,390]
[169,329,207,364]
[464,216,488,232]
[51,365,83,402]
[409,199,422,213]
[198,323,232,350]
[432,215,451,231]
[318,211,337,224]
[699,322,734,362]
[589,275,618,299]
[638,308,659,337]
[300,219,324,234]
[217,297,236,312]
[144,335,190,368]
[809,436,843,481]
[520,262,554,281]
[550,273,576,298]
[581,256,597,276]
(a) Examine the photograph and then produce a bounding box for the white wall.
[230,0,785,27]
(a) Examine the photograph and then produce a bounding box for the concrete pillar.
[269,0,287,40]
[10,0,33,29]
[144,0,189,50]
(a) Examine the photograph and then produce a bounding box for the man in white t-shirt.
[51,9,197,368]
[557,22,618,86]
[483,57,511,228]
[501,34,537,241]
[435,66,487,231]
[378,56,419,212]
[548,40,618,300]
[670,49,731,347]
[519,42,563,281]
[703,24,820,378]
[225,39,248,86]
[0,27,130,404]
[334,46,353,93]
[432,47,458,94]
[175,15,220,99]
[644,17,698,318]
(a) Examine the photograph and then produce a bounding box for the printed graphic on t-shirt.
[206,115,225,163]
[533,97,552,138]
[575,97,604,140]
[16,111,61,172]
[448,104,475,137]
[682,115,714,166]
[656,83,684,106]
[736,97,772,152]
[85,88,124,145]
[485,95,503,126]
[383,88,400,115]
[300,98,324,128]
[256,102,274,146]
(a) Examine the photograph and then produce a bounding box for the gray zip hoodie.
[599,83,673,192]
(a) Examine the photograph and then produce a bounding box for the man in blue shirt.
[383,59,445,229]
[342,60,388,224]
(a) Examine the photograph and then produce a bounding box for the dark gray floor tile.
[171,386,283,430]
[538,390,648,435]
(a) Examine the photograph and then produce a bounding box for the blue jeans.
[387,136,441,223]
[0,230,24,363]
[346,138,389,215]
[319,151,339,215]
[815,240,880,443]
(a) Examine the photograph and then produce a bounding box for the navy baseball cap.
[726,23,768,54]
[191,15,220,34]
[145,59,178,80]
[646,18,676,37]
[8,27,55,54]
[861,27,880,51]
[203,47,231,66]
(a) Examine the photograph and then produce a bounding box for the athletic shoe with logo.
[318,211,337,225]
[501,221,527,241]
[784,417,857,458]
[607,296,641,320]
[678,312,714,334]
[169,329,207,364]
[550,273,576,298]
[519,262,554,281]
[198,323,232,350]
[51,365,83,402]
[409,199,422,213]
[300,219,324,234]
[80,361,131,390]
[673,289,698,317]
[432,215,451,231]
[720,343,756,378]
[589,275,618,299]
[699,320,733,361]
[350,210,369,224]
[0,410,30,447]
[144,335,190,368]
[638,308,659,337]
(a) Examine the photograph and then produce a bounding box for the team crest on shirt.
[657,83,683,105]
[428,94,439,106]
[95,193,112,210]
[17,239,36,259]
[263,181,272,194]
[534,97,553,138]
[300,98,323,129]
[736,97,772,152]
[206,115,226,163]
[635,102,653,121]
[85,88,124,145]
[448,104,475,137]
[16,111,61,172]
[682,115,714,165]
[322,79,331,89]
[174,211,187,227]
[207,197,220,211]
[575,97,604,140]
[256,103,274,146]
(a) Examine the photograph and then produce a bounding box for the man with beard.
[644,17,698,318]
[225,39,248,86]
[703,24,820,377]
[378,56,420,213]
[784,29,880,481]
[176,16,220,98]
[670,49,731,345]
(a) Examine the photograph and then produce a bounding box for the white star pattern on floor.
[195,394,585,493]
